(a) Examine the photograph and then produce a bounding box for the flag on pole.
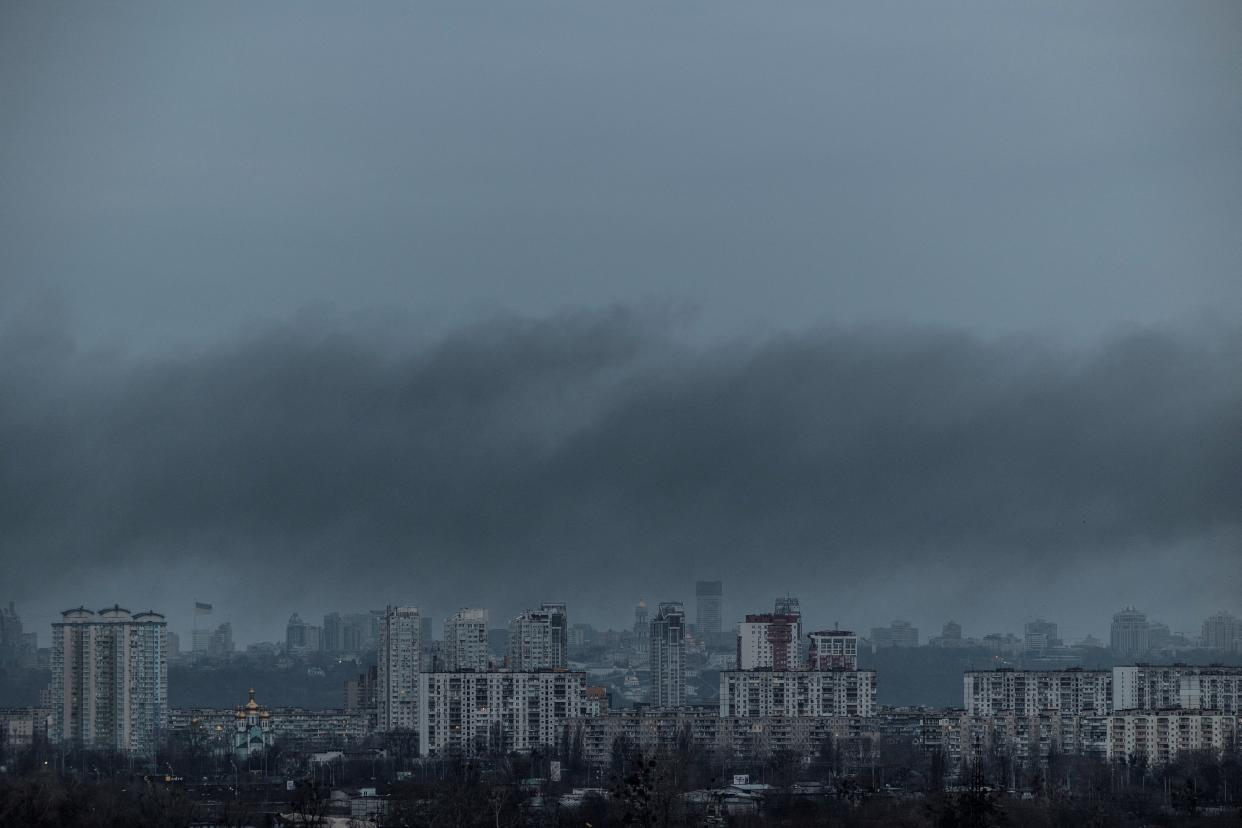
[194,601,213,614]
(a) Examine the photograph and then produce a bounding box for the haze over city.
[2,1,1240,649]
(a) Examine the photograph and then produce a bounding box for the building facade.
[1112,665,1242,715]
[870,620,919,648]
[443,608,490,672]
[963,669,1112,716]
[418,671,589,757]
[50,606,168,755]
[736,613,802,671]
[650,602,686,709]
[720,670,877,718]
[1201,612,1240,652]
[377,606,422,732]
[695,581,723,637]
[1110,607,1150,656]
[1106,711,1238,767]
[808,630,859,671]
[507,604,568,671]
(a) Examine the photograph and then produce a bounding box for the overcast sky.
[1,1,1239,644]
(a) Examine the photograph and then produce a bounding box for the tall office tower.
[808,629,859,671]
[191,601,213,660]
[508,604,568,671]
[695,581,723,636]
[286,613,309,652]
[737,613,803,670]
[377,606,422,732]
[1110,607,1150,656]
[322,612,343,652]
[51,605,168,755]
[1202,612,1240,652]
[343,613,373,652]
[649,602,686,709]
[443,608,490,671]
[1024,619,1060,652]
[634,600,650,658]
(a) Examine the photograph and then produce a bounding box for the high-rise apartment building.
[418,671,590,757]
[443,608,489,671]
[507,604,568,671]
[1202,612,1240,652]
[737,613,803,670]
[50,605,168,755]
[1110,608,1149,656]
[963,669,1112,716]
[720,670,876,717]
[1112,665,1242,714]
[808,629,859,671]
[649,602,686,709]
[695,581,723,636]
[377,606,422,732]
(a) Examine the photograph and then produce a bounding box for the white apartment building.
[377,606,422,732]
[1112,665,1242,714]
[507,604,568,671]
[1106,711,1238,767]
[720,670,877,718]
[736,613,802,671]
[808,630,859,671]
[443,608,489,672]
[418,671,589,757]
[963,669,1111,716]
[51,605,168,755]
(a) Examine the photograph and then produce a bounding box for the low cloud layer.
[2,307,1238,641]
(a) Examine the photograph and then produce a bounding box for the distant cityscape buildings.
[1202,611,1241,652]
[695,580,723,636]
[10,591,1239,780]
[1110,607,1150,656]
[870,619,919,648]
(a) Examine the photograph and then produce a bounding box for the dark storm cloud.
[2,307,1239,638]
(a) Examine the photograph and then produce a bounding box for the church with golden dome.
[232,688,273,759]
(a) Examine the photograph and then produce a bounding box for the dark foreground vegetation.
[2,730,1241,827]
